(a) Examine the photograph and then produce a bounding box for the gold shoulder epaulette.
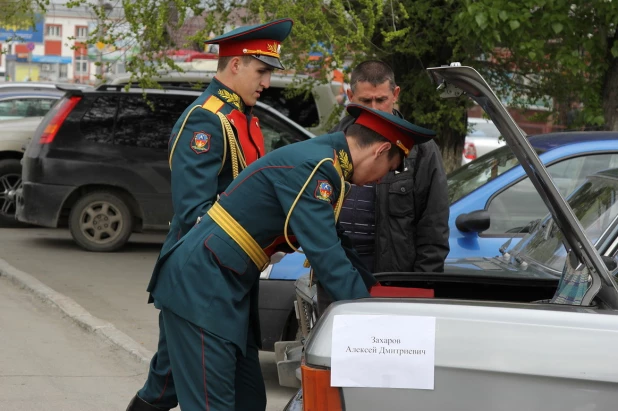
[202,95,225,113]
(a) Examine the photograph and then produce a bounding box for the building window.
[46,25,62,37]
[75,55,88,75]
[76,26,88,39]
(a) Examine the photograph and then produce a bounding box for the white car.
[281,64,618,411]
[461,117,505,164]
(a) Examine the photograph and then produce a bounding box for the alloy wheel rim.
[79,201,124,244]
[0,173,22,218]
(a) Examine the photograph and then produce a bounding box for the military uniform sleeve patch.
[314,180,333,202]
[190,131,211,154]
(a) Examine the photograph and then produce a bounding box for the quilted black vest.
[338,183,377,270]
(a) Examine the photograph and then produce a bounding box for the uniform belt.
[207,202,269,271]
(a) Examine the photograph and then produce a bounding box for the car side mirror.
[456,210,490,233]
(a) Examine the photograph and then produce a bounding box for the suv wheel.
[69,191,133,252]
[0,159,23,226]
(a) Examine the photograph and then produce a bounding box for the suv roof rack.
[95,84,129,91]
[96,83,204,92]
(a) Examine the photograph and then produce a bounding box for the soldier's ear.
[229,56,242,74]
[375,142,391,158]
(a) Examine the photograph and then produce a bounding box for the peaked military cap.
[205,18,293,70]
[346,103,436,157]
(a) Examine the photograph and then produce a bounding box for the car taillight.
[301,364,342,411]
[463,142,477,160]
[39,96,81,144]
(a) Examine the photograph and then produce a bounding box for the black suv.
[16,86,313,251]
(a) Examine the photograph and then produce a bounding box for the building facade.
[0,5,124,84]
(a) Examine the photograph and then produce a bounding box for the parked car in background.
[102,67,341,134]
[462,117,504,164]
[0,117,54,226]
[285,64,618,411]
[0,87,71,225]
[0,83,93,226]
[448,131,618,258]
[258,129,618,351]
[0,93,58,121]
[0,82,92,93]
[16,85,313,251]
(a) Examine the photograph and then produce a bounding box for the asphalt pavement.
[0,274,145,410]
[0,227,296,410]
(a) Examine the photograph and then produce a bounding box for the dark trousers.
[138,311,178,409]
[138,308,266,411]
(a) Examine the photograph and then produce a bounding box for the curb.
[0,258,153,366]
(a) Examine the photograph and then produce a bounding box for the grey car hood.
[427,64,618,307]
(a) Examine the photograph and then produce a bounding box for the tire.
[69,191,133,252]
[0,158,24,227]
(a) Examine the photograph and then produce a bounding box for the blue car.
[448,131,618,258]
[259,131,618,350]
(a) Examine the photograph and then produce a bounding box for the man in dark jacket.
[331,60,449,273]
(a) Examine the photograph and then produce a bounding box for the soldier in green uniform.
[126,18,293,411]
[146,104,435,411]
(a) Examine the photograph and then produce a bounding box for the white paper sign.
[331,314,436,390]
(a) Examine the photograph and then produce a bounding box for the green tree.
[62,0,246,89]
[249,0,471,170]
[454,0,618,131]
[11,0,615,164]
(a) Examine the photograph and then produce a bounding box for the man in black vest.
[330,60,449,275]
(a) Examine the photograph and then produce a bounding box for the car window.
[80,96,118,144]
[0,97,57,119]
[256,88,319,129]
[486,153,618,234]
[515,175,618,272]
[114,95,195,149]
[448,146,532,203]
[468,120,501,137]
[255,107,311,153]
[122,80,320,129]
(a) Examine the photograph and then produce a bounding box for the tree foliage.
[454,0,618,131]
[0,0,47,40]
[248,0,472,169]
[4,0,616,164]
[59,0,247,89]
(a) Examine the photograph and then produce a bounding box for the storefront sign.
[0,17,44,43]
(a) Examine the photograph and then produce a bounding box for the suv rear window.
[126,81,319,129]
[115,95,194,149]
[81,96,116,144]
[80,94,195,149]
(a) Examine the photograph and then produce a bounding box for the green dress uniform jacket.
[158,77,265,257]
[149,132,373,352]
